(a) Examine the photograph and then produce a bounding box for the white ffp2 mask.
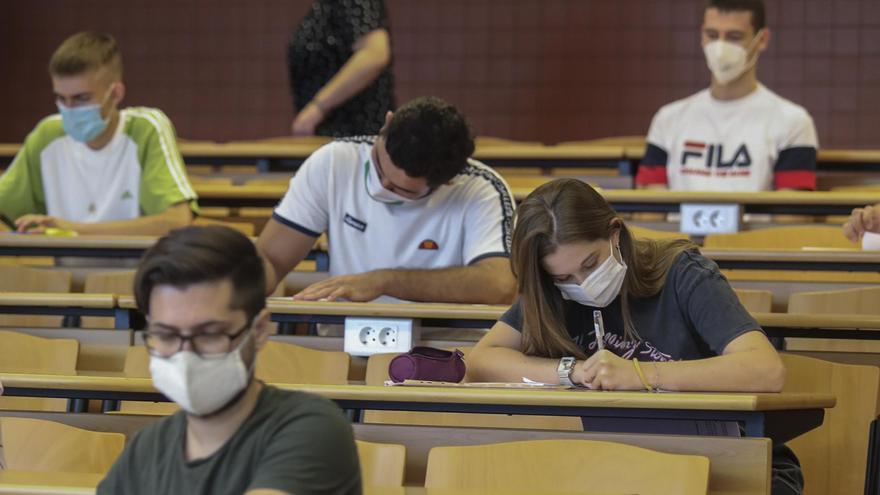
[554,239,627,308]
[703,32,762,85]
[149,331,253,416]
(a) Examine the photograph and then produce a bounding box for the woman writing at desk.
[467,178,802,495]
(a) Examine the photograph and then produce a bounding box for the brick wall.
[1,0,877,148]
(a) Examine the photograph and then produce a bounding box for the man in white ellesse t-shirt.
[636,0,818,192]
[257,97,516,304]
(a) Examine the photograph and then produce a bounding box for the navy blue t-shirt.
[500,250,761,361]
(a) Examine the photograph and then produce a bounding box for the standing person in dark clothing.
[287,0,395,137]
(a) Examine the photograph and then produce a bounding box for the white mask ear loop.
[741,29,764,68]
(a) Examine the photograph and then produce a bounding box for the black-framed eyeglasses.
[143,320,252,358]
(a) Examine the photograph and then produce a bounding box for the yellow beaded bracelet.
[632,358,655,392]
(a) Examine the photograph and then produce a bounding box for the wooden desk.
[192,182,880,217]
[703,248,880,272]
[265,299,510,328]
[624,146,880,173]
[116,296,880,339]
[0,472,626,495]
[0,372,833,445]
[0,411,768,495]
[755,313,880,340]
[0,293,130,329]
[369,489,620,495]
[0,234,328,271]
[6,140,880,175]
[193,183,286,208]
[0,471,102,495]
[599,190,880,216]
[0,234,155,258]
[120,295,508,330]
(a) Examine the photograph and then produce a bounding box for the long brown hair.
[511,179,697,359]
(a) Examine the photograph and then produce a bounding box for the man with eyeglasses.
[257,96,517,304]
[97,225,361,495]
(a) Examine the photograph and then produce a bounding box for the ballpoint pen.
[593,310,605,351]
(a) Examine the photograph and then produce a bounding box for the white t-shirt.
[0,107,196,223]
[273,138,515,277]
[636,85,818,191]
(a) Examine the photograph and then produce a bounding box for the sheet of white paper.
[863,232,880,251]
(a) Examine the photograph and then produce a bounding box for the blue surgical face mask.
[56,87,114,143]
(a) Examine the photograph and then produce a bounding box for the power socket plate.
[343,317,417,356]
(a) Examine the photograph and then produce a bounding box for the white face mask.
[364,160,413,205]
[149,330,253,416]
[554,239,627,308]
[703,31,761,85]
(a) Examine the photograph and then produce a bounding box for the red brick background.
[1,0,877,148]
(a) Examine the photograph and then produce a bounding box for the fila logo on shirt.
[680,141,752,176]
[418,239,439,250]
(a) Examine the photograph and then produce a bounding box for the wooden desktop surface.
[182,141,626,160]
[2,234,876,269]
[624,145,880,164]
[0,233,156,250]
[0,292,115,308]
[601,189,880,206]
[0,372,834,413]
[116,295,880,331]
[191,183,880,206]
[266,299,510,320]
[7,141,878,162]
[702,248,880,264]
[0,471,617,495]
[2,234,875,267]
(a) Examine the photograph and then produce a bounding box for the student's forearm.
[70,205,191,236]
[466,346,562,384]
[469,345,785,392]
[311,36,390,111]
[377,264,516,305]
[647,350,784,392]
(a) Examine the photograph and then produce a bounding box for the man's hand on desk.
[14,214,77,234]
[292,270,391,302]
[844,204,880,243]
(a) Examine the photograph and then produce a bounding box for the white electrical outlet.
[343,317,418,356]
[679,202,741,235]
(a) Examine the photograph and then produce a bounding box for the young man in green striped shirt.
[0,31,197,235]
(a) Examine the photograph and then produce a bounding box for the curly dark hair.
[381,96,475,188]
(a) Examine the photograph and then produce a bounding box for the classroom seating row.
[3,414,769,495]
[3,137,879,176]
[0,331,857,495]
[1,267,879,328]
[1,226,877,303]
[186,181,880,219]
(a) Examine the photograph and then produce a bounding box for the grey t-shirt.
[500,250,760,361]
[97,385,361,495]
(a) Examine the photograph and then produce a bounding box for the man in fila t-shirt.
[636,0,818,192]
[257,96,517,304]
[0,32,197,235]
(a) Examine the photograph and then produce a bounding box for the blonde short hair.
[48,31,122,80]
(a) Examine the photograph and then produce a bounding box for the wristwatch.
[557,357,577,386]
